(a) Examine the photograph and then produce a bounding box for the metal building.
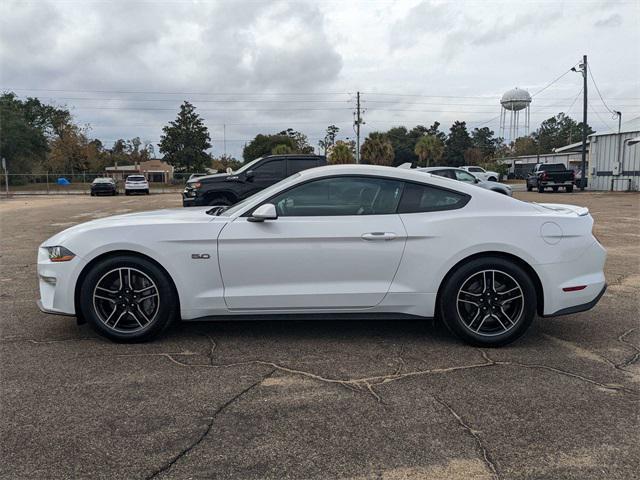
[587,119,640,191]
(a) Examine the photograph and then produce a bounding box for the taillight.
[541,172,549,180]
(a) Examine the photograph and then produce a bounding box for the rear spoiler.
[532,203,590,216]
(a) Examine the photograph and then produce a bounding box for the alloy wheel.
[456,269,524,337]
[92,267,160,333]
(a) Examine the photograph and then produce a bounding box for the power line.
[531,67,576,98]
[2,87,352,96]
[587,65,617,116]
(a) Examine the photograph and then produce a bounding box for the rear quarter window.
[398,182,470,213]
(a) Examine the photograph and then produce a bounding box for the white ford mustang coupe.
[37,165,607,346]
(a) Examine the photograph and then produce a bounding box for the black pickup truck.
[526,163,575,193]
[182,154,326,207]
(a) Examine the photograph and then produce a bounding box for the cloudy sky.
[1,0,639,159]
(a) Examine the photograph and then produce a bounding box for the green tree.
[159,101,212,172]
[512,136,538,156]
[533,113,594,153]
[277,128,314,153]
[0,93,48,173]
[443,121,473,166]
[328,140,355,164]
[318,125,340,155]
[361,132,394,166]
[414,134,444,167]
[243,133,299,161]
[271,144,293,154]
[212,154,242,173]
[471,127,500,160]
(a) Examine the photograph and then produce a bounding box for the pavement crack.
[432,395,500,480]
[479,350,636,395]
[0,336,95,344]
[616,328,640,368]
[145,370,275,480]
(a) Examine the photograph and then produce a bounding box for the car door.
[217,176,407,310]
[244,158,286,197]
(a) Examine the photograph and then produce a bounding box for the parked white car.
[124,175,149,195]
[37,165,606,347]
[461,166,500,182]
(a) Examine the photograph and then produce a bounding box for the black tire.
[526,184,533,192]
[439,256,536,347]
[566,185,573,193]
[90,192,95,196]
[145,190,150,195]
[79,255,178,342]
[488,176,497,182]
[125,191,130,196]
[206,196,232,207]
[537,186,544,193]
[552,186,559,192]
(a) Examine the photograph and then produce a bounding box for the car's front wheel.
[439,256,536,347]
[80,255,177,342]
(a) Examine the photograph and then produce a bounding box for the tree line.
[1,93,593,178]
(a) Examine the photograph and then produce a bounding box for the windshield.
[539,164,565,171]
[233,157,264,174]
[213,173,302,216]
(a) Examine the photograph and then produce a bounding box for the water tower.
[499,87,531,143]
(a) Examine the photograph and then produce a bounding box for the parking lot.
[1,191,638,479]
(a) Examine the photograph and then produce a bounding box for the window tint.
[454,170,477,183]
[254,159,285,178]
[468,167,483,172]
[269,176,404,216]
[288,158,318,175]
[432,169,456,179]
[398,182,470,213]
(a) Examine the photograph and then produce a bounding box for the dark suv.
[182,154,326,207]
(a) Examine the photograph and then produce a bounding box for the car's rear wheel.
[537,186,544,193]
[526,184,532,192]
[552,186,559,192]
[566,185,573,193]
[80,255,177,342]
[439,256,536,347]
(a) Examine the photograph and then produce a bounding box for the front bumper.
[182,193,205,207]
[37,248,86,316]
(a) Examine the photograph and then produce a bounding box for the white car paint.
[124,175,149,193]
[461,166,500,182]
[37,165,606,323]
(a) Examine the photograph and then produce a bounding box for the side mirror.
[248,203,277,222]
[474,178,480,183]
[245,170,255,180]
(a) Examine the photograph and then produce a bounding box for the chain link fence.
[0,173,199,196]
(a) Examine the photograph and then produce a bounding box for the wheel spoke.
[499,306,517,325]
[136,292,158,304]
[492,313,508,331]
[475,315,488,332]
[136,305,151,325]
[128,309,144,328]
[134,285,156,294]
[94,294,116,303]
[112,310,127,328]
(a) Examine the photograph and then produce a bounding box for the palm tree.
[328,141,355,164]
[361,132,394,166]
[414,135,444,167]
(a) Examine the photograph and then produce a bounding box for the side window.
[268,176,404,216]
[288,159,318,175]
[398,182,470,213]
[468,167,483,173]
[454,170,477,183]
[253,160,285,179]
[432,169,455,179]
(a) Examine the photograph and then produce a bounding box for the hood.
[41,208,215,247]
[189,172,231,184]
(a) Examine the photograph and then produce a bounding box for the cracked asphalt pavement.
[1,191,639,479]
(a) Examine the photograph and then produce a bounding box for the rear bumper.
[536,241,607,316]
[543,283,607,317]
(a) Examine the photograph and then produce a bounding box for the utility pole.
[355,92,362,163]
[223,124,227,157]
[2,158,8,197]
[580,55,588,190]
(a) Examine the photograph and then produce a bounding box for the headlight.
[45,246,76,262]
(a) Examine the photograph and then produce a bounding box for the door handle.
[361,232,397,241]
